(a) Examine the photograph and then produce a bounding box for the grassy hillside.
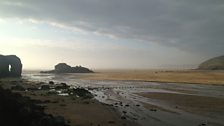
[198,56,224,70]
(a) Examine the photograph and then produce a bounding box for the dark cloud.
[0,0,224,55]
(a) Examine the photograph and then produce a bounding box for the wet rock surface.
[11,85,26,91]
[68,88,93,99]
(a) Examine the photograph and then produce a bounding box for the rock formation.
[198,56,224,70]
[41,63,93,73]
[55,63,73,73]
[0,55,22,77]
[0,86,69,126]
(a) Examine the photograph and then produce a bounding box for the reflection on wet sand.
[22,72,224,126]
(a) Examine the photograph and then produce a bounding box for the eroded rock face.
[0,55,9,77]
[0,55,22,77]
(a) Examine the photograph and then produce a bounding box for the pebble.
[121,116,126,120]
[198,123,207,126]
[150,108,157,112]
[108,121,115,124]
[125,104,129,107]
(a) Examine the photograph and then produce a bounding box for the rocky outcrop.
[0,86,69,126]
[41,63,93,73]
[55,63,73,73]
[0,55,22,77]
[198,56,224,70]
[0,55,9,76]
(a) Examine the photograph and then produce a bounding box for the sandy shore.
[138,92,224,125]
[79,70,224,85]
[0,79,139,126]
[2,70,224,126]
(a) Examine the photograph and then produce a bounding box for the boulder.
[55,83,70,90]
[41,85,50,90]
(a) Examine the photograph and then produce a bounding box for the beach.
[80,70,224,85]
[1,70,224,126]
[0,78,138,126]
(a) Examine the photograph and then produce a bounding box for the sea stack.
[0,55,22,77]
[41,63,93,73]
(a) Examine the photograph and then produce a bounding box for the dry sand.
[80,70,224,85]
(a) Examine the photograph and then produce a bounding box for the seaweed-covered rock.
[55,83,70,90]
[41,85,50,90]
[11,85,26,91]
[68,88,93,99]
[0,86,69,126]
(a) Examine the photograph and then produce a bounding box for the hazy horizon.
[1,0,224,70]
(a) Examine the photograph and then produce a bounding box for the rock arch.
[0,55,22,77]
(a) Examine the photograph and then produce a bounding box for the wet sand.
[0,79,139,126]
[80,70,224,85]
[139,92,224,120]
[5,71,224,126]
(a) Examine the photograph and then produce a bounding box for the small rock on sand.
[122,111,127,114]
[41,85,50,90]
[125,104,129,107]
[150,108,157,112]
[121,116,126,120]
[49,81,55,84]
[108,121,115,124]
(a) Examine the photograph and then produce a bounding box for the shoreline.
[1,74,224,126]
[0,79,139,126]
[22,69,224,85]
[74,70,224,85]
[84,79,224,86]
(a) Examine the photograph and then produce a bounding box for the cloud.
[0,0,224,55]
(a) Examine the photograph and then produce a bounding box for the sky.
[0,0,224,70]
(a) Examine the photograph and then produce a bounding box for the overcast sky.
[0,0,224,70]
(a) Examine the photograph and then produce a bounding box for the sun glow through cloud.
[0,0,224,70]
